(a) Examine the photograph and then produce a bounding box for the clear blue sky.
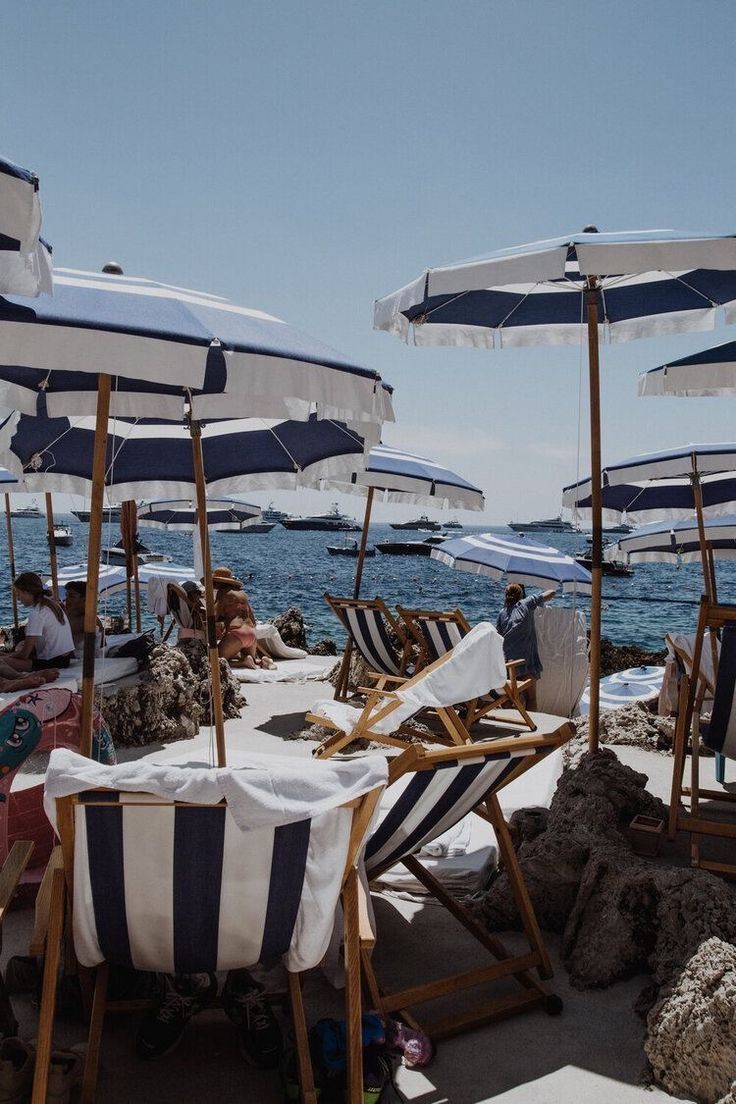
[2,0,736,522]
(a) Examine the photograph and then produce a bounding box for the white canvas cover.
[534,606,588,717]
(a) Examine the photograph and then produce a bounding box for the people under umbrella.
[212,566,275,669]
[0,573,74,692]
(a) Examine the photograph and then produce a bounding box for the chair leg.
[80,963,108,1104]
[487,795,553,979]
[342,867,363,1104]
[31,869,66,1104]
[668,678,690,840]
[690,715,701,867]
[287,972,317,1104]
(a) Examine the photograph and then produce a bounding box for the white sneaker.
[0,1038,34,1104]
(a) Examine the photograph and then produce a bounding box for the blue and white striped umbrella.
[312,442,485,511]
[606,515,736,565]
[53,560,196,600]
[578,666,665,715]
[563,444,736,524]
[639,340,736,397]
[0,155,52,297]
[0,411,367,501]
[374,230,736,348]
[0,267,394,430]
[431,532,592,594]
[138,498,261,532]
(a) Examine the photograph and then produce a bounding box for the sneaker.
[222,969,282,1068]
[363,1047,391,1104]
[135,973,216,1060]
[47,1045,84,1104]
[0,1038,34,1104]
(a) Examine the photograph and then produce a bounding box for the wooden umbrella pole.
[132,554,142,631]
[691,464,713,601]
[4,494,18,627]
[585,281,603,753]
[336,487,378,699]
[80,373,112,759]
[45,494,59,600]
[190,418,227,768]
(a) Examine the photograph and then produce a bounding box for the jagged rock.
[176,639,246,723]
[568,701,675,768]
[471,748,736,994]
[645,938,736,1104]
[600,637,667,677]
[272,607,308,650]
[310,638,337,656]
[328,649,370,694]
[101,644,203,747]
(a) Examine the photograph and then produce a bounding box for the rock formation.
[272,607,308,651]
[100,643,203,747]
[645,937,736,1103]
[176,639,246,723]
[568,701,675,766]
[599,637,666,677]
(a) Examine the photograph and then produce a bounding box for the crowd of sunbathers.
[0,564,275,696]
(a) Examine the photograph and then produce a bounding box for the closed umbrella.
[375,228,736,749]
[0,267,392,765]
[430,532,592,593]
[0,155,52,296]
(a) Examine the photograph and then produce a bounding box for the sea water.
[0,518,726,652]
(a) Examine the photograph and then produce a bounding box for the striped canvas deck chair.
[32,750,386,1104]
[325,594,411,700]
[397,605,535,729]
[669,598,736,876]
[361,717,574,1039]
[309,623,524,759]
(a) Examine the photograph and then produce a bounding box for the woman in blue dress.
[496,583,557,709]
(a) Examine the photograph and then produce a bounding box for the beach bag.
[106,630,156,668]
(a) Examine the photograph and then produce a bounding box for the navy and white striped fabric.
[415,617,466,663]
[431,532,592,594]
[563,446,736,525]
[336,604,402,676]
[365,748,540,874]
[72,794,345,973]
[0,268,394,428]
[0,412,367,502]
[138,498,261,532]
[639,340,736,397]
[313,443,485,512]
[701,624,736,759]
[606,516,736,565]
[53,560,195,600]
[0,155,52,297]
[374,230,736,349]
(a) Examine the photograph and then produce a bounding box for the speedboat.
[49,524,73,547]
[104,540,172,566]
[377,534,448,556]
[575,553,634,577]
[327,538,375,558]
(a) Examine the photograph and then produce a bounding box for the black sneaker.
[136,972,216,1060]
[222,969,282,1068]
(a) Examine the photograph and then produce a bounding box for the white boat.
[49,524,73,547]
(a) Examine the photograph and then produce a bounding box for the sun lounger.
[669,598,736,876]
[361,717,574,1039]
[33,748,387,1103]
[325,594,411,699]
[308,622,525,758]
[397,605,535,728]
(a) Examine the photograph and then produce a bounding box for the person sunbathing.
[215,587,275,669]
[0,668,59,693]
[0,573,74,684]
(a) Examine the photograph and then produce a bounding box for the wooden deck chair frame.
[360,729,573,1039]
[31,788,382,1104]
[668,597,736,876]
[325,594,412,700]
[397,605,536,730]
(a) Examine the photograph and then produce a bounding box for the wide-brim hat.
[210,567,244,590]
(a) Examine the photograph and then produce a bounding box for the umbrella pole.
[4,494,18,628]
[691,465,713,601]
[80,373,112,759]
[336,487,376,698]
[132,555,142,632]
[190,418,227,768]
[45,494,59,600]
[585,282,603,753]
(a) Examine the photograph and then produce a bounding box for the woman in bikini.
[215,587,275,669]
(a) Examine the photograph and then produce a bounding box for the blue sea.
[0,517,724,651]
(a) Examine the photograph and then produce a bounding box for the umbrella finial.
[582,225,599,234]
[102,262,124,275]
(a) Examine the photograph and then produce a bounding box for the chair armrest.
[0,841,34,926]
[29,846,63,956]
[505,659,525,671]
[357,878,375,950]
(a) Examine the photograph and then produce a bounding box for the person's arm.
[542,588,557,603]
[14,635,38,660]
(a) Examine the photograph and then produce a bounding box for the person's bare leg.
[218,633,257,668]
[0,672,50,693]
[0,656,33,675]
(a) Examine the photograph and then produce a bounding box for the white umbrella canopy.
[0,155,52,297]
[375,228,736,750]
[638,340,736,397]
[431,531,592,594]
